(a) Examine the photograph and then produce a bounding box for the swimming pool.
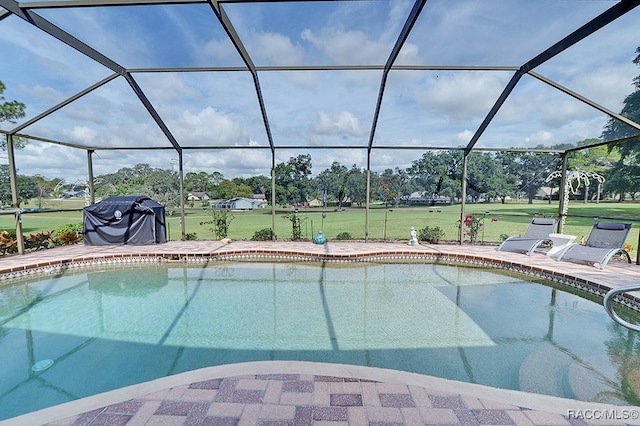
[1,261,639,419]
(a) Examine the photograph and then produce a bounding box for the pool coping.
[2,240,639,309]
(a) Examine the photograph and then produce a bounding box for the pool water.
[1,262,640,419]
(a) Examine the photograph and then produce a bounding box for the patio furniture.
[496,218,557,255]
[553,221,632,269]
[546,233,577,257]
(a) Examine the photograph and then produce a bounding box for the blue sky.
[1,0,639,182]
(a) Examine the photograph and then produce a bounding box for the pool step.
[520,347,631,405]
[567,356,628,405]
[518,346,573,398]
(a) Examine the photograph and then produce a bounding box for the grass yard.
[1,198,638,260]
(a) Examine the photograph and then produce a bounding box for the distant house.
[59,189,86,199]
[187,192,210,201]
[406,192,451,205]
[536,187,558,200]
[308,198,323,207]
[214,197,264,210]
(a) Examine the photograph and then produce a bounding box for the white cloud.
[456,130,474,144]
[203,38,238,63]
[301,27,392,64]
[250,32,305,66]
[527,130,554,145]
[382,0,413,42]
[309,111,365,137]
[138,73,204,109]
[539,101,594,128]
[564,65,637,113]
[19,85,66,105]
[174,107,249,146]
[412,73,508,121]
[62,126,99,145]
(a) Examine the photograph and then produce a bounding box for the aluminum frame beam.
[127,65,519,73]
[529,70,640,134]
[17,0,334,8]
[464,0,640,155]
[0,0,183,152]
[1,0,638,157]
[367,0,427,152]
[208,0,275,152]
[10,74,119,134]
[0,0,124,73]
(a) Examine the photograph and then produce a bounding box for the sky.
[1,0,639,183]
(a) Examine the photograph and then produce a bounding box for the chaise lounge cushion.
[595,222,626,230]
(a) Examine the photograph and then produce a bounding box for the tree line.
[0,139,636,211]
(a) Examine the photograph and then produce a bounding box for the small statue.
[408,226,419,246]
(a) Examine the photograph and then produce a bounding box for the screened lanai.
[1,0,640,252]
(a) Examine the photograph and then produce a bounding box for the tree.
[345,165,368,207]
[603,163,640,201]
[600,45,640,201]
[217,179,253,199]
[15,175,36,204]
[184,171,213,193]
[569,138,618,172]
[0,81,27,150]
[0,165,43,206]
[274,154,312,206]
[0,81,26,125]
[602,45,640,153]
[497,148,563,204]
[0,165,11,206]
[315,162,349,208]
[407,151,449,197]
[568,138,618,202]
[98,163,180,208]
[407,151,461,204]
[243,175,271,196]
[377,168,404,207]
[32,174,54,208]
[466,152,516,203]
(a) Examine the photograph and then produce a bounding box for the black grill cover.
[83,196,167,245]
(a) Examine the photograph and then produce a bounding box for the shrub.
[184,232,198,240]
[23,230,54,250]
[53,223,82,236]
[52,223,83,246]
[418,225,445,243]
[335,232,352,240]
[55,230,81,245]
[251,228,274,241]
[0,223,84,256]
[283,211,306,240]
[0,230,18,255]
[457,214,483,243]
[201,210,235,239]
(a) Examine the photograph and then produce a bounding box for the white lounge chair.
[553,221,632,269]
[497,218,557,256]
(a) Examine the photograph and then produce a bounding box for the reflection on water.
[1,262,639,419]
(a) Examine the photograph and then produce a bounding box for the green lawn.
[2,199,639,259]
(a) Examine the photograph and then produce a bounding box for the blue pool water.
[1,262,639,419]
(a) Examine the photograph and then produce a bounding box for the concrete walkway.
[1,241,640,425]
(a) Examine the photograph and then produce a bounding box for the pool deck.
[1,240,640,426]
